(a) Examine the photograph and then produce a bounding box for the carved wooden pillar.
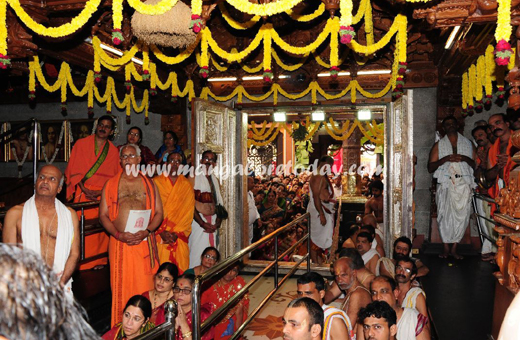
[342,128,362,195]
[507,17,520,110]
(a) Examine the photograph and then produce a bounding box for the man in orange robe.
[486,114,516,213]
[153,152,195,273]
[99,144,163,326]
[65,115,120,270]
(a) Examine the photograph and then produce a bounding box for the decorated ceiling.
[0,0,518,117]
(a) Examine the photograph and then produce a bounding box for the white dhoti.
[189,213,217,267]
[434,133,476,244]
[307,186,334,250]
[21,195,75,294]
[189,173,223,267]
[475,198,497,254]
[397,308,426,339]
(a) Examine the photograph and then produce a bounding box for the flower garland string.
[494,0,513,65]
[39,121,66,164]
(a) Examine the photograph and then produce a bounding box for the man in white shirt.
[248,176,260,243]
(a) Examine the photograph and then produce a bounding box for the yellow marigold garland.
[494,0,513,65]
[286,3,325,22]
[219,2,261,30]
[6,0,101,37]
[0,0,8,67]
[225,0,304,16]
[127,0,179,15]
[263,28,273,82]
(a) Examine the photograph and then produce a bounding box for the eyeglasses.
[128,132,140,137]
[120,154,138,160]
[203,254,217,261]
[97,123,112,129]
[156,274,173,283]
[396,265,412,274]
[165,137,175,141]
[202,157,216,162]
[173,286,192,295]
[168,159,182,164]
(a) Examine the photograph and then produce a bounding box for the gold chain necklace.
[43,211,57,266]
[153,290,172,310]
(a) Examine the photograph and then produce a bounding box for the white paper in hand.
[125,210,152,234]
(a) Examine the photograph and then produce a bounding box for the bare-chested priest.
[99,144,163,326]
[3,165,79,294]
[308,155,335,264]
[365,180,384,226]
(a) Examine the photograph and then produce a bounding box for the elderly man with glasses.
[99,143,164,327]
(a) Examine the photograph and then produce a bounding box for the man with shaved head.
[332,257,372,338]
[100,143,163,326]
[3,165,80,294]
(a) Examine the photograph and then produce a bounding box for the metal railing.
[133,300,178,340]
[134,213,312,340]
[472,191,497,245]
[194,212,311,340]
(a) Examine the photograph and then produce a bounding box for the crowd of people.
[12,112,513,340]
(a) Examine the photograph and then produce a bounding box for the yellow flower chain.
[475,56,485,101]
[191,0,202,16]
[29,56,150,118]
[340,0,354,27]
[204,25,264,62]
[248,124,281,147]
[218,3,261,30]
[225,0,304,16]
[484,45,494,95]
[328,118,350,135]
[350,14,405,55]
[6,0,101,37]
[286,3,325,22]
[250,121,280,140]
[251,121,269,136]
[93,37,140,65]
[264,29,272,71]
[461,72,468,109]
[112,0,123,30]
[150,35,201,64]
[495,0,512,41]
[468,64,476,107]
[273,50,308,71]
[0,0,6,55]
[127,0,179,15]
[271,18,337,55]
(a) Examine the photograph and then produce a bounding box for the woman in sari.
[102,295,155,340]
[258,190,284,229]
[206,262,249,340]
[118,126,156,165]
[142,262,178,325]
[173,273,214,340]
[184,246,220,276]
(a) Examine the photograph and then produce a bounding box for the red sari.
[142,290,172,325]
[174,304,214,340]
[206,277,249,340]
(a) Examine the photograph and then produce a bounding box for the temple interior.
[2,0,520,338]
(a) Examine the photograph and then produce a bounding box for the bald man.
[3,165,80,294]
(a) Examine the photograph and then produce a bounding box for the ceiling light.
[208,77,238,82]
[358,70,391,75]
[97,42,143,65]
[357,109,371,120]
[242,76,263,81]
[445,26,461,49]
[317,70,391,77]
[318,71,350,77]
[279,75,290,79]
[311,110,325,121]
[273,111,286,122]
